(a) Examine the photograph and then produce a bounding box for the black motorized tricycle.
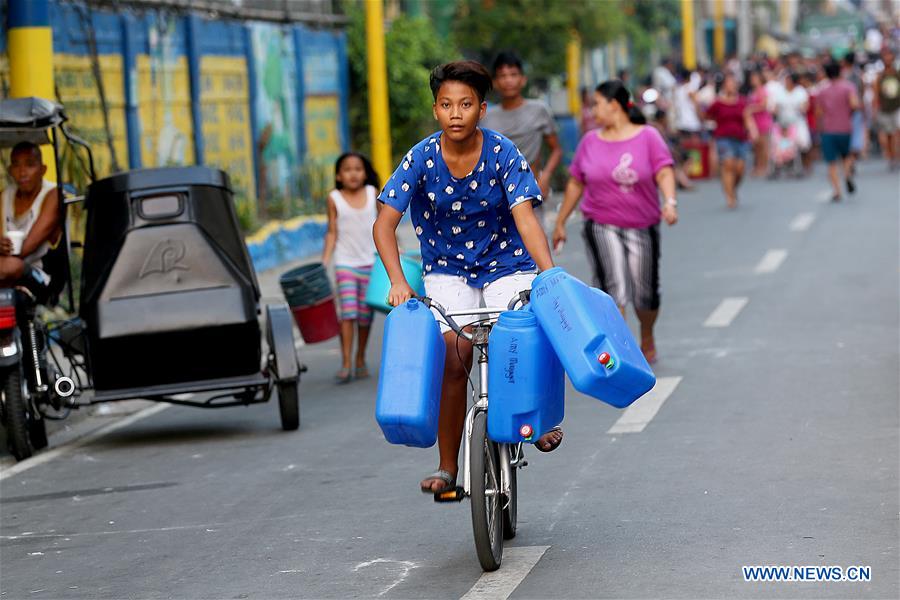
[0,97,303,461]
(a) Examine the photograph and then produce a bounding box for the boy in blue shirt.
[373,61,563,495]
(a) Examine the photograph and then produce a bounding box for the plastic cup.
[6,231,25,255]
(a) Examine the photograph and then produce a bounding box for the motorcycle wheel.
[1,365,33,461]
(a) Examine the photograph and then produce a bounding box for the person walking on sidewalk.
[321,152,380,383]
[873,48,900,171]
[702,73,758,208]
[551,80,678,365]
[817,61,860,202]
[481,51,562,224]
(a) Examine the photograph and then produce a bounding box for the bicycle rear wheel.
[470,410,503,571]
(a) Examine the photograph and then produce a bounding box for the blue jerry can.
[487,310,564,443]
[529,267,656,408]
[375,299,445,447]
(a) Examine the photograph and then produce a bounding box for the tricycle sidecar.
[0,97,303,462]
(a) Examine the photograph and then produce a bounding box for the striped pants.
[335,264,373,326]
[581,220,661,311]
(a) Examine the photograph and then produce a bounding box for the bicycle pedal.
[433,486,465,503]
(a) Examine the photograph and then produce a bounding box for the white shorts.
[423,272,537,334]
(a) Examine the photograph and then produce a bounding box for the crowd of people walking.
[627,40,900,207]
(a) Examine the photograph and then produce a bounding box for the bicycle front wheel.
[502,444,518,540]
[470,410,503,571]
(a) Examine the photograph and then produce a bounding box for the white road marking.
[703,297,749,328]
[0,403,171,482]
[815,189,833,203]
[460,546,550,600]
[353,558,419,597]
[789,212,816,232]
[607,377,683,434]
[754,249,788,274]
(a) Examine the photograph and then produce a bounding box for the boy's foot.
[334,368,352,384]
[846,178,856,194]
[420,469,456,493]
[831,193,842,203]
[534,426,563,452]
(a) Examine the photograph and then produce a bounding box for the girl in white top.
[321,152,380,383]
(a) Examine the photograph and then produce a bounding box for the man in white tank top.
[0,141,62,288]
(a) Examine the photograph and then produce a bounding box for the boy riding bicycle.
[372,61,563,495]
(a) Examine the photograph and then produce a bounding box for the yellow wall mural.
[304,95,341,163]
[136,53,194,167]
[54,53,129,178]
[199,55,253,198]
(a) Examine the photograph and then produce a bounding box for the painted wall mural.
[137,16,194,167]
[249,23,299,204]
[200,55,253,198]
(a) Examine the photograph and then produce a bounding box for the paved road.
[1,163,898,599]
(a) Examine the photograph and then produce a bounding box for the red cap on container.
[519,424,534,439]
[598,352,611,365]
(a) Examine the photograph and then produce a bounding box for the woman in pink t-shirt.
[552,80,678,364]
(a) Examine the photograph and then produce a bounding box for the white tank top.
[2,179,57,266]
[331,185,377,268]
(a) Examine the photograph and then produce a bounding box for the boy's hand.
[551,224,567,253]
[0,238,12,256]
[538,173,552,198]
[388,280,415,307]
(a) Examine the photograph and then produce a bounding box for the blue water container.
[487,310,565,443]
[375,299,445,447]
[529,267,655,408]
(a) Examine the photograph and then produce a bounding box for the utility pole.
[567,32,581,118]
[714,0,726,64]
[365,0,392,184]
[681,0,696,70]
[7,0,57,178]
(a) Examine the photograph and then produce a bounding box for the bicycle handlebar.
[414,289,531,339]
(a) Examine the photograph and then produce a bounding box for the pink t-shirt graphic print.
[611,152,639,193]
[570,126,674,229]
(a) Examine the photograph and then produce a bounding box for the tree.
[345,2,459,163]
[451,0,627,86]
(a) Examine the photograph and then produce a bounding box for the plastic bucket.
[291,295,340,343]
[365,252,426,313]
[683,139,711,179]
[280,263,333,308]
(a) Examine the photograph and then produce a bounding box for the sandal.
[534,426,564,453]
[334,368,352,384]
[420,469,456,494]
[354,365,370,379]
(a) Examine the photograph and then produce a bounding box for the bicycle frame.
[438,306,518,504]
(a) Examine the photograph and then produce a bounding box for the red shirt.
[817,79,856,134]
[707,98,748,140]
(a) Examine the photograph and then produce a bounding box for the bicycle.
[416,291,532,572]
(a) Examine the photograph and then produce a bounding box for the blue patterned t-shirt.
[378,128,543,287]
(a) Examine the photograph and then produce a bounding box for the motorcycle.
[0,282,75,460]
